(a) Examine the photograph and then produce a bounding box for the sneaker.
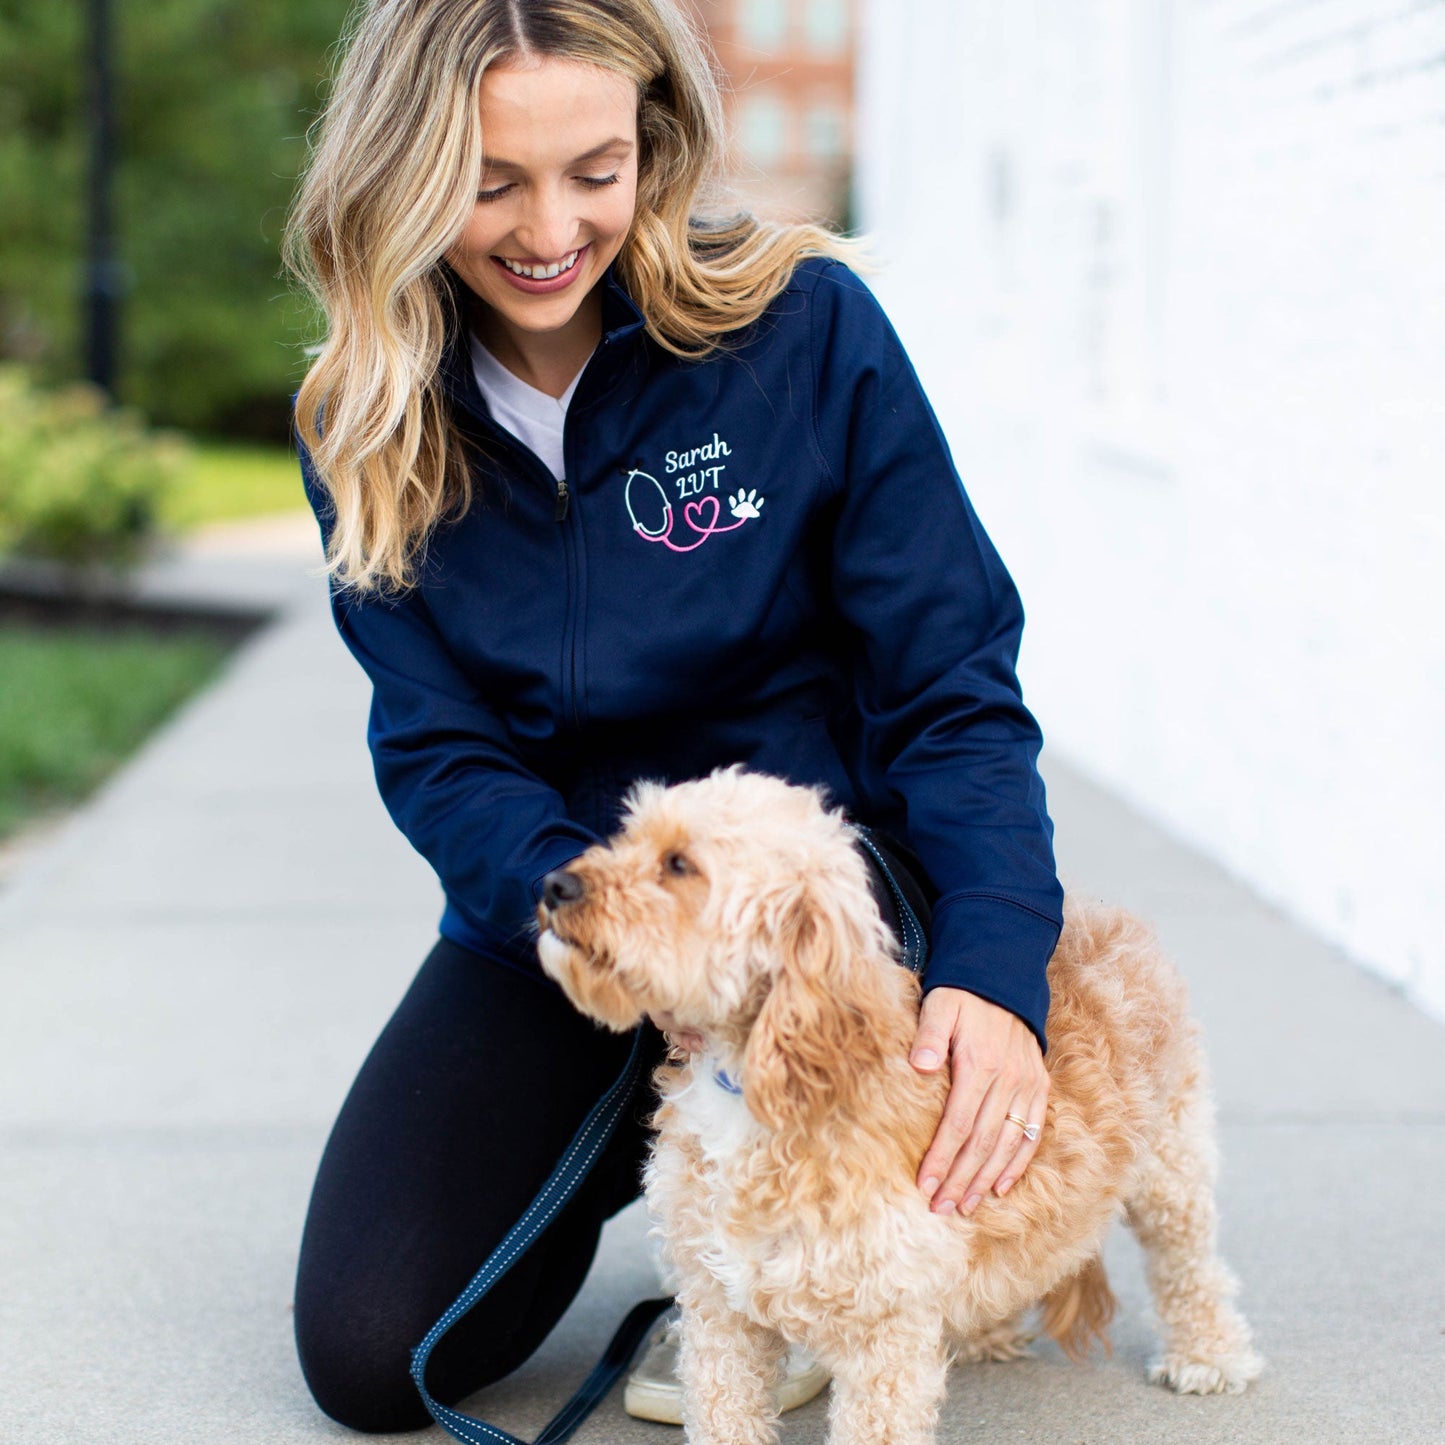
[623,1307,830,1425]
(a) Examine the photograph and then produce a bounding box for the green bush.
[0,365,188,569]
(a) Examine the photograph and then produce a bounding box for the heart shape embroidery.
[683,495,720,535]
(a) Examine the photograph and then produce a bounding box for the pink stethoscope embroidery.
[624,469,763,553]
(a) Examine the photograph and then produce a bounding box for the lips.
[490,242,591,293]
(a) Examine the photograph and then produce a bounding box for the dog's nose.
[542,869,585,907]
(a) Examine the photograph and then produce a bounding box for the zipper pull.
[555,478,570,522]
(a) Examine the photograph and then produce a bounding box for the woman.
[286,0,1063,1433]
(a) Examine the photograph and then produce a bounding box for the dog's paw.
[1147,1348,1264,1395]
[956,1320,1036,1364]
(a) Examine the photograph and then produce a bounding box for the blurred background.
[1,0,1440,1024]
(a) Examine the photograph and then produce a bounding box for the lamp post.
[83,0,121,400]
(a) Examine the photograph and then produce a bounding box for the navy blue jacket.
[301,257,1063,1048]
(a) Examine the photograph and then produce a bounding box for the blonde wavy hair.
[285,0,870,595]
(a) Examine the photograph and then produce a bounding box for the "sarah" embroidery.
[666,431,733,499]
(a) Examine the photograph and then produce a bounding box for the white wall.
[855,0,1445,1020]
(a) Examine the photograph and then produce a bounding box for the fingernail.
[963,1194,982,1215]
[912,1049,940,1070]
[934,1196,957,1215]
[920,1175,939,1199]
[996,1178,1013,1196]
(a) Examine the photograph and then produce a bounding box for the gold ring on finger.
[1006,1112,1041,1143]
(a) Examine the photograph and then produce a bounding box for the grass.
[0,434,292,842]
[0,623,229,840]
[161,440,305,531]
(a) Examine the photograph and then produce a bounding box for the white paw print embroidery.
[728,488,765,520]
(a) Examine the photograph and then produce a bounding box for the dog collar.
[711,1064,744,1096]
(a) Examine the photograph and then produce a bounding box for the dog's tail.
[1038,1253,1117,1362]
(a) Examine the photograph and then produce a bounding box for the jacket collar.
[598,262,648,344]
[438,261,648,431]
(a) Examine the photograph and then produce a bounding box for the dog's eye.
[663,851,696,878]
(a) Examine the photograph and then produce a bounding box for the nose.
[542,868,585,907]
[515,184,579,262]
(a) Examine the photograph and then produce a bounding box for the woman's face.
[447,57,641,353]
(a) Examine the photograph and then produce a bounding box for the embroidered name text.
[666,434,732,473]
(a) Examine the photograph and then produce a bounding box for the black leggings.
[293,938,667,1433]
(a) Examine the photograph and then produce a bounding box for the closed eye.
[475,174,621,203]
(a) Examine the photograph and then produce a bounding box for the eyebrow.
[480,137,634,170]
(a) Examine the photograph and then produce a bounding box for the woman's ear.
[742,882,894,1131]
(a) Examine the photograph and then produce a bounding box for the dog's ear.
[742,881,895,1131]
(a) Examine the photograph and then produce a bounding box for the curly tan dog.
[537,768,1261,1445]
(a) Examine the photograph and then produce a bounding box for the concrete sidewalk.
[1,521,1442,1444]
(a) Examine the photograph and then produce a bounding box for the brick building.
[692,0,856,224]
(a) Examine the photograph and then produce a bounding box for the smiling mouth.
[494,246,584,280]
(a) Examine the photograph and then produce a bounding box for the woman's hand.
[909,985,1048,1215]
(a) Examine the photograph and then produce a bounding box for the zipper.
[474,427,582,726]
[552,332,624,730]
[559,404,583,730]
[558,487,582,729]
[462,339,616,730]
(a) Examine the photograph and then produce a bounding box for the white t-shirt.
[468,336,589,482]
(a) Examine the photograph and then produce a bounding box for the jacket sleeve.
[298,443,599,956]
[808,262,1064,1050]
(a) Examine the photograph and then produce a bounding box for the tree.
[0,0,351,436]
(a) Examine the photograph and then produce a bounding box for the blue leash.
[409,1027,670,1444]
[411,831,927,1443]
[853,827,931,979]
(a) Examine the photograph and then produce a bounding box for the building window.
[739,0,789,51]
[737,93,789,164]
[804,103,846,161]
[802,0,849,54]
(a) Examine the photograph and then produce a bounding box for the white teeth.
[502,249,580,279]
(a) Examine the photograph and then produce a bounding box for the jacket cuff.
[921,893,1061,1054]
